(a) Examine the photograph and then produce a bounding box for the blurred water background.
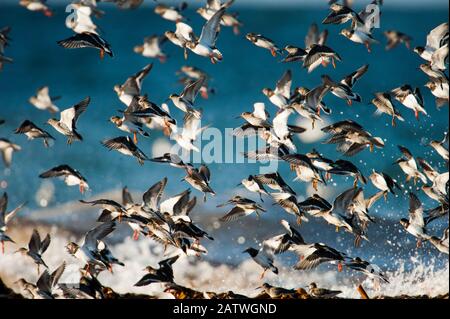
[0,1,448,297]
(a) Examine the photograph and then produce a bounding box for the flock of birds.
[0,0,449,299]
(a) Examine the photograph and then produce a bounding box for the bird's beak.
[236,183,241,187]
[235,115,241,119]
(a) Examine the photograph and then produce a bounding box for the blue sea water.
[0,3,448,272]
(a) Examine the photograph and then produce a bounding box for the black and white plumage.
[19,0,53,17]
[66,221,117,273]
[369,170,401,197]
[109,115,150,144]
[185,8,226,63]
[114,64,153,106]
[282,45,308,64]
[429,227,449,254]
[273,108,306,150]
[262,70,292,109]
[293,243,346,271]
[14,120,54,147]
[338,1,382,52]
[16,229,51,274]
[150,153,187,169]
[0,138,21,168]
[429,133,449,162]
[303,44,341,73]
[183,164,215,202]
[322,120,384,156]
[0,26,12,71]
[306,149,334,180]
[46,96,90,144]
[322,3,363,26]
[80,199,127,223]
[282,24,327,65]
[29,86,60,113]
[39,164,89,193]
[57,32,113,59]
[329,159,367,187]
[253,172,296,195]
[197,0,242,35]
[300,193,354,234]
[395,146,427,184]
[322,64,369,105]
[414,22,449,70]
[16,262,65,299]
[154,2,187,22]
[344,257,389,283]
[384,30,412,50]
[217,196,265,222]
[293,83,331,118]
[246,33,281,57]
[399,193,432,247]
[391,85,427,120]
[169,77,205,118]
[270,192,308,224]
[371,92,404,126]
[0,192,26,254]
[424,79,449,108]
[282,153,324,191]
[135,255,179,286]
[243,241,279,279]
[101,136,149,165]
[134,35,167,63]
[240,175,269,202]
[265,219,306,255]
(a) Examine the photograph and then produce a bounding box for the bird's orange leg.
[271,48,277,57]
[260,269,267,279]
[44,9,53,17]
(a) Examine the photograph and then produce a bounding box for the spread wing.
[426,22,449,50]
[36,86,52,104]
[341,64,369,88]
[275,70,292,99]
[60,97,90,130]
[199,165,211,182]
[219,206,247,222]
[84,222,116,249]
[408,192,424,227]
[199,8,225,47]
[253,102,268,120]
[143,177,168,211]
[181,77,204,104]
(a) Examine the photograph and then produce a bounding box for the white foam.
[1,232,448,298]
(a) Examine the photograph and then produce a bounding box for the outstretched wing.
[60,97,90,130]
[143,177,168,211]
[275,70,292,99]
[181,77,204,104]
[199,8,225,47]
[341,64,369,88]
[85,222,116,249]
[408,192,424,227]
